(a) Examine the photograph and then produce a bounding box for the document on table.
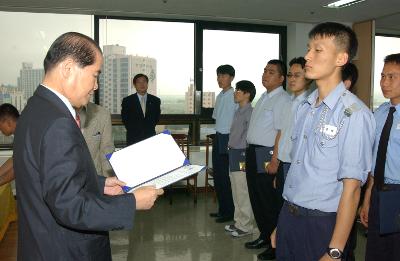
[106,131,205,192]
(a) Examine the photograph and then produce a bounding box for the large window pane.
[203,30,280,105]
[373,35,400,110]
[98,19,194,115]
[0,11,93,145]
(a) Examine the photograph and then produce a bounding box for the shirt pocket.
[311,134,339,171]
[263,108,274,124]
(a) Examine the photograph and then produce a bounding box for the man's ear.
[59,58,75,79]
[336,52,349,67]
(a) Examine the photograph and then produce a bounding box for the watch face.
[329,249,341,259]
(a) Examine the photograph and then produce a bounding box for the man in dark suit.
[121,73,161,145]
[13,32,163,261]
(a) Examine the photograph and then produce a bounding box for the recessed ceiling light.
[324,0,366,8]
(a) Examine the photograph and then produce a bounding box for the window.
[373,35,400,110]
[0,11,93,145]
[202,29,281,105]
[98,18,195,115]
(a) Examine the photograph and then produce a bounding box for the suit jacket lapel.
[133,93,145,119]
[35,85,73,121]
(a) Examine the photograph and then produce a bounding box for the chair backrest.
[171,133,190,160]
[205,134,215,168]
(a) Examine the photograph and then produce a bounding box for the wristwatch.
[327,248,343,259]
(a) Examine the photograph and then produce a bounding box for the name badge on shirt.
[322,124,338,138]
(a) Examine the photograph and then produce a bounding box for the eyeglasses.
[287,73,304,79]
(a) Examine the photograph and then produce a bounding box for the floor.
[0,192,368,261]
[109,191,367,261]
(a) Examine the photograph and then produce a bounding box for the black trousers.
[366,187,400,261]
[212,133,234,217]
[245,144,280,240]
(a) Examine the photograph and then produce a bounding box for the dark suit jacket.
[121,93,161,145]
[13,85,135,261]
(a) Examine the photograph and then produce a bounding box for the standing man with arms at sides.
[224,80,256,238]
[245,59,290,261]
[13,32,163,261]
[209,64,237,223]
[77,102,115,177]
[360,53,400,261]
[276,22,375,261]
[121,73,161,146]
[0,103,18,186]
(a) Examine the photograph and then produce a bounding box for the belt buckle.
[288,203,299,216]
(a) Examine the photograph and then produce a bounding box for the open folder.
[106,130,205,192]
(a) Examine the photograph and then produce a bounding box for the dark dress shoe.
[257,247,276,260]
[215,216,233,223]
[244,238,268,249]
[209,212,221,218]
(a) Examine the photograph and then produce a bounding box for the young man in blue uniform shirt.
[276,22,375,261]
[245,59,290,260]
[360,53,400,261]
[209,64,238,223]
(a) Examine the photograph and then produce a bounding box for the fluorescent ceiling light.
[324,0,366,8]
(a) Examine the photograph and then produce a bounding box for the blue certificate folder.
[255,146,274,173]
[228,149,246,172]
[106,130,205,192]
[379,188,400,234]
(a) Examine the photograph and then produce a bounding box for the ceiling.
[0,0,399,32]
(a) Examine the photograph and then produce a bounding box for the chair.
[169,133,198,204]
[204,134,216,202]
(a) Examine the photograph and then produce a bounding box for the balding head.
[43,32,102,74]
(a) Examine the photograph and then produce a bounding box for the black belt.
[379,184,400,191]
[248,144,265,148]
[284,201,336,217]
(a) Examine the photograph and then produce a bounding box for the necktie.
[141,96,146,117]
[75,113,81,129]
[374,106,396,190]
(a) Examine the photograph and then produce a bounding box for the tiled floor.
[110,191,367,261]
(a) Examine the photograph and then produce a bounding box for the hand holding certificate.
[107,131,205,192]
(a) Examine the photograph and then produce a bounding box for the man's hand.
[360,204,370,228]
[104,177,125,195]
[266,159,279,175]
[270,227,277,248]
[133,186,164,210]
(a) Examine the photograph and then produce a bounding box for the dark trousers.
[365,187,400,261]
[212,133,234,217]
[245,144,280,240]
[276,203,337,261]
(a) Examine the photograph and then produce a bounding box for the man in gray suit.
[13,32,163,261]
[77,102,115,177]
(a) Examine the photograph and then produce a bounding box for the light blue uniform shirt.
[247,86,290,146]
[212,88,237,134]
[371,102,400,184]
[283,82,375,212]
[278,91,309,163]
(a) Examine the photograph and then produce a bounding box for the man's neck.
[293,89,306,97]
[391,98,400,106]
[239,100,249,108]
[266,85,281,93]
[315,74,342,103]
[221,86,232,93]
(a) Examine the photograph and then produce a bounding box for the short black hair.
[309,22,358,63]
[289,57,306,69]
[133,73,149,84]
[43,32,102,73]
[384,53,400,65]
[216,64,235,77]
[236,80,256,102]
[342,63,358,89]
[268,59,287,81]
[0,103,19,122]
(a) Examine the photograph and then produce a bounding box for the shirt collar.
[306,82,346,110]
[389,102,400,117]
[292,91,308,102]
[42,84,76,118]
[267,86,284,98]
[221,87,234,95]
[137,93,147,99]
